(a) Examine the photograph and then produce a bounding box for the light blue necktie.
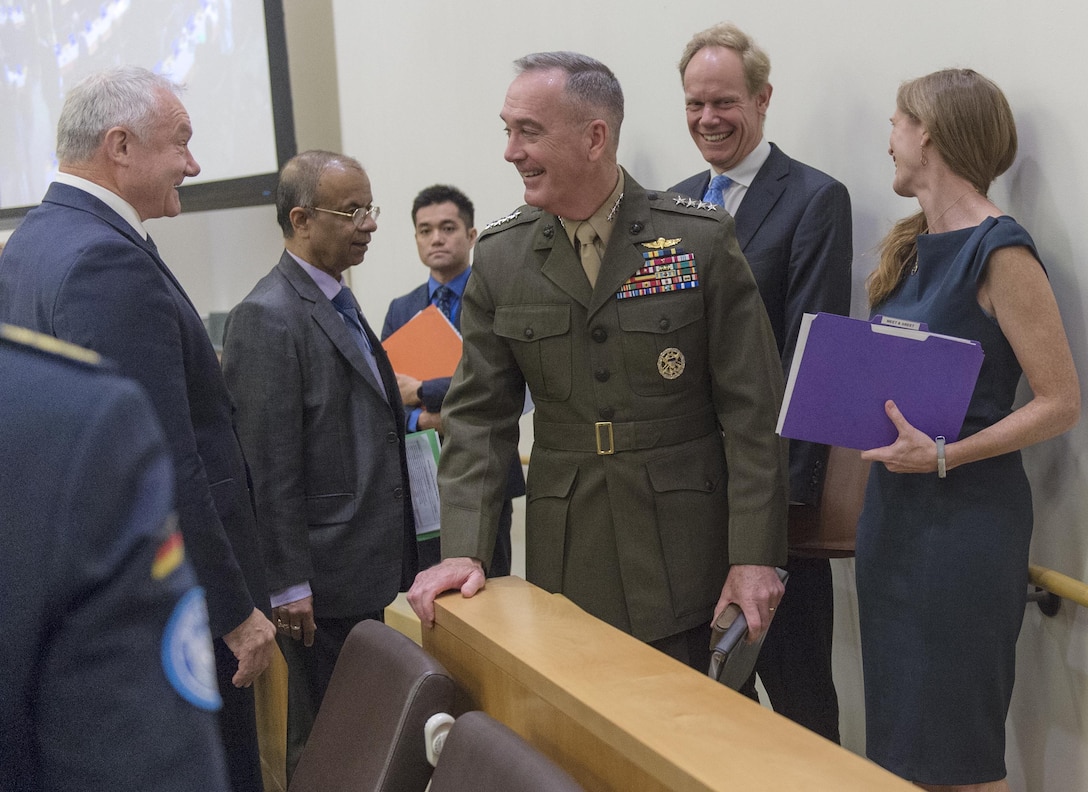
[703,173,734,207]
[330,287,388,400]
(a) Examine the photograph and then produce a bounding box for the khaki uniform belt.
[533,406,719,455]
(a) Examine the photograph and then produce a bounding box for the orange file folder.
[381,304,463,380]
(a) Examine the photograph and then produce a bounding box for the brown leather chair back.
[428,711,586,792]
[288,620,458,792]
[788,445,871,558]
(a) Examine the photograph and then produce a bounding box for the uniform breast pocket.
[494,304,572,401]
[617,292,707,396]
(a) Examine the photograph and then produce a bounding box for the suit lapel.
[733,144,789,249]
[46,183,205,320]
[588,173,660,319]
[276,255,391,403]
[538,217,593,310]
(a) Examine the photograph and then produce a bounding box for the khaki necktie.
[575,221,602,287]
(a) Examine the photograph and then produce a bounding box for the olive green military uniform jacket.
[438,171,788,642]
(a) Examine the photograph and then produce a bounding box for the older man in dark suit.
[381,184,526,574]
[222,150,418,781]
[670,22,853,742]
[0,65,273,791]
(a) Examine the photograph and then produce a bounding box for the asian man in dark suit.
[221,150,418,782]
[381,184,526,574]
[0,65,274,791]
[670,23,853,742]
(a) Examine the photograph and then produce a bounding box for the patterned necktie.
[703,173,734,207]
[330,287,388,400]
[433,285,454,321]
[575,221,602,287]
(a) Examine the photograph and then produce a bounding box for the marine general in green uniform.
[408,51,788,668]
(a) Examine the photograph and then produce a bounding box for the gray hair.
[56,66,183,164]
[514,51,624,146]
[276,150,365,237]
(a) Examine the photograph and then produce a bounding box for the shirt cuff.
[270,582,312,609]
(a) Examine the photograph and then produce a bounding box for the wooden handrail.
[1029,564,1088,609]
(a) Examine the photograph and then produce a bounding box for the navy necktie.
[433,285,454,322]
[330,287,387,399]
[703,173,734,207]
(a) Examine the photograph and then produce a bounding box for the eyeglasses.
[307,205,381,227]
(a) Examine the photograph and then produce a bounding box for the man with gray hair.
[671,22,852,741]
[409,52,788,672]
[0,65,274,791]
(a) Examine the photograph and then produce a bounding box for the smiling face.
[501,68,599,217]
[121,88,200,220]
[414,201,476,283]
[888,108,928,197]
[295,163,377,279]
[683,46,770,172]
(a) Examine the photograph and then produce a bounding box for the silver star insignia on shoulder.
[673,195,687,206]
[685,198,697,208]
[483,209,522,230]
[696,201,718,212]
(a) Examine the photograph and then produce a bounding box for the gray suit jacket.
[671,143,852,504]
[222,252,417,619]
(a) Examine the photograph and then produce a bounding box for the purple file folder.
[776,313,985,451]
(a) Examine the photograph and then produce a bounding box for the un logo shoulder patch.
[161,587,221,711]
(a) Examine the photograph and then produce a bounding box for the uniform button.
[629,221,644,234]
[524,327,535,339]
[594,368,610,382]
[704,480,714,491]
[386,432,398,443]
[659,318,671,331]
[591,327,607,343]
[393,487,404,499]
[543,224,555,238]
[599,406,615,420]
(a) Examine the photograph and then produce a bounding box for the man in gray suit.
[222,150,418,780]
[670,22,852,741]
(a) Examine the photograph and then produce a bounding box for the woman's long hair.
[868,69,1018,308]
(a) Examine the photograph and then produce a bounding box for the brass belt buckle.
[595,421,615,455]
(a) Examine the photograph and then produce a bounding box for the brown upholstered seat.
[428,711,586,792]
[288,619,459,792]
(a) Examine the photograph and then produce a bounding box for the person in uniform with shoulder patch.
[0,324,230,792]
[408,51,788,670]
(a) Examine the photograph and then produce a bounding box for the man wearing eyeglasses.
[221,150,419,781]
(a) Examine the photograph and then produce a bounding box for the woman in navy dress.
[857,69,1080,791]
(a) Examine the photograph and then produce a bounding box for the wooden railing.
[1029,564,1088,612]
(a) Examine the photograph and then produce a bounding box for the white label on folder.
[876,315,923,331]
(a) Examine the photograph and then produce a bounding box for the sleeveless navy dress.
[856,216,1039,785]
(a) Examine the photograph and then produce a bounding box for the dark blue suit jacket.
[671,143,852,504]
[382,276,526,500]
[0,182,267,637]
[0,328,230,792]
